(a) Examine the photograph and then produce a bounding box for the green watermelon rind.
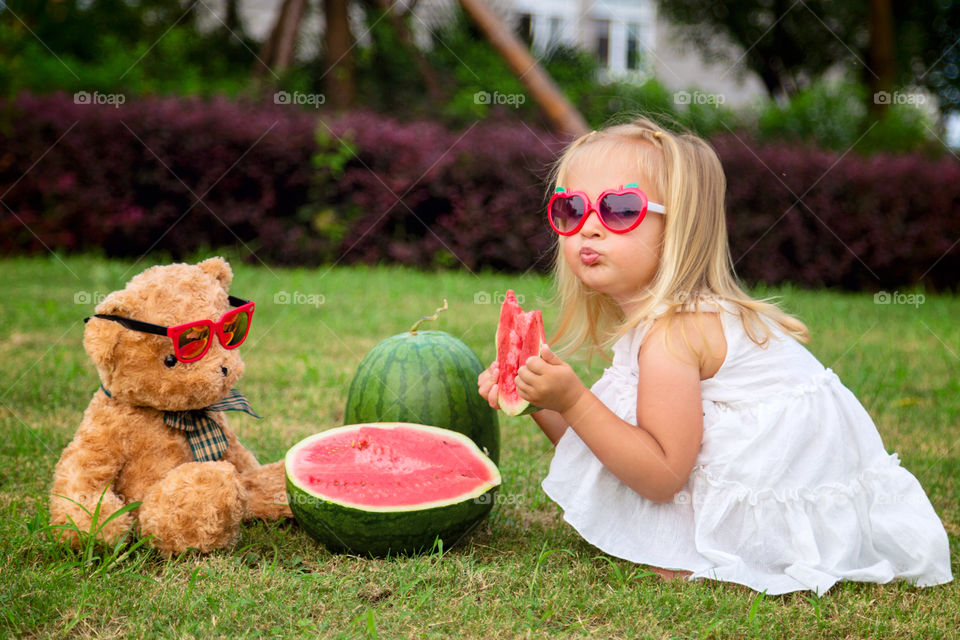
[344,330,501,464]
[285,423,501,556]
[501,402,541,417]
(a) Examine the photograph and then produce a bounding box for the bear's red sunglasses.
[547,182,666,235]
[84,296,254,363]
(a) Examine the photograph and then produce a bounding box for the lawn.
[1,254,957,638]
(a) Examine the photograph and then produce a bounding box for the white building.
[511,0,657,79]
[505,0,766,108]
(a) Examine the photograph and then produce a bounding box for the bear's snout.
[221,366,228,377]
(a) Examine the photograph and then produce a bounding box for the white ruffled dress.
[541,299,953,595]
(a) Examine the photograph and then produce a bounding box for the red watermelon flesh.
[287,423,497,508]
[496,290,545,416]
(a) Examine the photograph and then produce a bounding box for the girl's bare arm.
[530,408,568,445]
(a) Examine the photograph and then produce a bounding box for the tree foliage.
[657,0,960,112]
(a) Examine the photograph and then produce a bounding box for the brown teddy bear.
[50,257,292,555]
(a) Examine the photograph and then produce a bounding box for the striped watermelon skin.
[344,330,500,463]
[285,423,500,556]
[286,477,498,556]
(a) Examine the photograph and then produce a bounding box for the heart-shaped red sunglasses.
[84,296,254,363]
[547,182,666,235]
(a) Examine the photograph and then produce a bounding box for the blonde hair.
[545,115,810,362]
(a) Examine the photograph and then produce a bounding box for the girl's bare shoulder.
[640,311,727,380]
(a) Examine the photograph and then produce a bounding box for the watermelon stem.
[409,299,448,333]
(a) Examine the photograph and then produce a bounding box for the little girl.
[477,117,953,596]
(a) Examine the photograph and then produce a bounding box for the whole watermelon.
[345,310,500,463]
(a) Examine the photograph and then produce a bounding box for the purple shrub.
[715,133,960,289]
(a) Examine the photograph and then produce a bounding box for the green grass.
[1,254,957,638]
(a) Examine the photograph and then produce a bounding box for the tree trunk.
[867,0,896,117]
[255,0,307,76]
[374,0,445,104]
[225,0,241,33]
[325,0,356,110]
[457,0,589,138]
[756,63,783,101]
[185,0,200,26]
[755,0,789,101]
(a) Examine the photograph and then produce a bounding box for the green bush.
[353,7,437,119]
[0,7,255,98]
[425,11,535,126]
[541,45,679,129]
[758,77,936,154]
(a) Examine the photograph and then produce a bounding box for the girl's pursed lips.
[580,246,601,265]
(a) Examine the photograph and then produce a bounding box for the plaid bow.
[100,385,260,462]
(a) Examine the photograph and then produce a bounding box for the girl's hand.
[516,344,586,414]
[477,360,500,410]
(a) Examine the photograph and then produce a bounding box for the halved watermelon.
[496,290,545,416]
[285,422,500,556]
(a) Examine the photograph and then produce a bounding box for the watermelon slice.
[495,290,545,416]
[285,422,500,556]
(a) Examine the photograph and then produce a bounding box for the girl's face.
[560,156,665,314]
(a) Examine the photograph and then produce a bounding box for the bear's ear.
[92,290,132,318]
[198,257,233,291]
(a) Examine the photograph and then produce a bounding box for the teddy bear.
[50,257,292,555]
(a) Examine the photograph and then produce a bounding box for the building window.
[516,13,533,47]
[593,19,609,67]
[626,23,641,70]
[549,16,562,46]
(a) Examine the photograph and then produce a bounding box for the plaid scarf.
[99,385,260,462]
